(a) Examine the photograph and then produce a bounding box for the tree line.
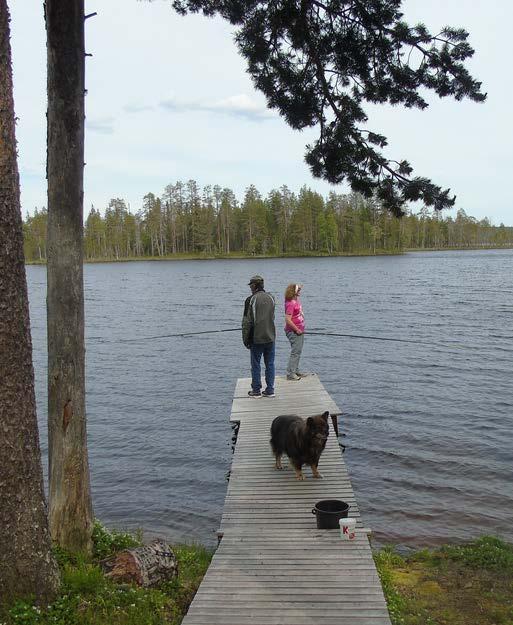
[24,183,513,261]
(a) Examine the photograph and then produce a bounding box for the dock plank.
[182,375,391,625]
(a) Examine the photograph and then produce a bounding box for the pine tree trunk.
[46,0,93,554]
[0,0,60,603]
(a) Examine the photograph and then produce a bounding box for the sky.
[9,0,513,226]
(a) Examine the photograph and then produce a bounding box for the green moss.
[374,536,513,625]
[392,569,423,587]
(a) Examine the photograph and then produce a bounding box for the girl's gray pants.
[286,331,304,376]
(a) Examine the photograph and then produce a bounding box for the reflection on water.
[26,249,513,547]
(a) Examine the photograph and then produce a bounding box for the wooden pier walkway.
[182,374,391,625]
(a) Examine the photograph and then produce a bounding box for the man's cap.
[248,275,264,285]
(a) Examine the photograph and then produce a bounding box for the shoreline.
[3,529,511,625]
[25,244,513,265]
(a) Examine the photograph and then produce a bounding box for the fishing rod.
[89,328,242,344]
[88,327,468,350]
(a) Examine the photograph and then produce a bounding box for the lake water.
[26,249,513,548]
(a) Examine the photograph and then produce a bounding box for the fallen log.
[100,539,178,587]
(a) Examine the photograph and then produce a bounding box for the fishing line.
[306,331,477,350]
[87,327,471,350]
[305,331,436,346]
[89,328,241,344]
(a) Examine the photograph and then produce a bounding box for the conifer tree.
[0,0,59,602]
[46,0,93,554]
[172,0,485,215]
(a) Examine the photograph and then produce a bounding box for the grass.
[374,536,513,625]
[3,522,213,625]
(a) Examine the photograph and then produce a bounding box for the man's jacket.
[242,290,276,348]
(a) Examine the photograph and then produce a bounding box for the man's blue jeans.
[250,342,275,393]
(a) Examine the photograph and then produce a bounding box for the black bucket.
[312,499,349,529]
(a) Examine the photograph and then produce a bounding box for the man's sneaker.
[287,374,301,381]
[262,389,275,397]
[296,372,308,378]
[248,390,262,398]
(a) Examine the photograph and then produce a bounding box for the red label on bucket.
[339,518,356,540]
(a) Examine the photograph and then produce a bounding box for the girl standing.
[284,283,306,380]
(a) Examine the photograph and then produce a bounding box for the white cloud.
[86,118,116,134]
[123,104,155,114]
[160,93,277,122]
[209,94,276,120]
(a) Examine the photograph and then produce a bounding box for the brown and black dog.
[270,412,330,480]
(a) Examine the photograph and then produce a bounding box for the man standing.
[242,275,276,398]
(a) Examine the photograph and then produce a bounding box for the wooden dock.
[182,374,391,625]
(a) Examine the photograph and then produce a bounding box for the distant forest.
[23,181,513,261]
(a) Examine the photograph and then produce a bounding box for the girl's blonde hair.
[285,283,302,301]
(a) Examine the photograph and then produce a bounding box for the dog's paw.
[313,472,323,479]
[295,472,305,481]
[275,464,283,470]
